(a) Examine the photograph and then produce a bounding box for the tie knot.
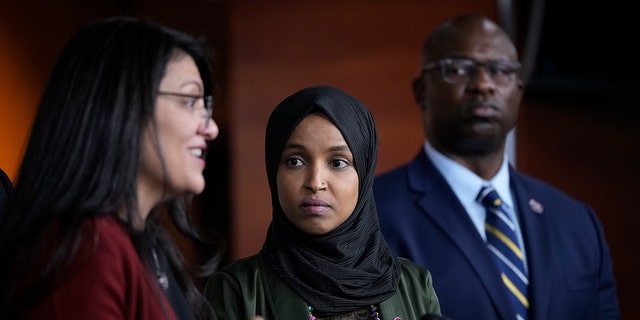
[477,186,503,208]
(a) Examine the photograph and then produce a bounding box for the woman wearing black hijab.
[204,85,442,320]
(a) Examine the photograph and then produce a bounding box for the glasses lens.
[440,59,519,85]
[486,61,520,86]
[203,96,213,128]
[441,59,474,84]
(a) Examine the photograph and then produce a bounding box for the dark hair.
[0,16,217,318]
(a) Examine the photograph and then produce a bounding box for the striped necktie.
[477,185,529,320]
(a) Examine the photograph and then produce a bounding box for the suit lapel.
[509,169,552,319]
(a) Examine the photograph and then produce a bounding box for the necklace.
[151,247,169,289]
[308,305,380,320]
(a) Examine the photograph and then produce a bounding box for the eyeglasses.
[157,91,214,128]
[422,58,521,86]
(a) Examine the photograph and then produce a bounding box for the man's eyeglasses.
[422,58,521,86]
[157,91,214,128]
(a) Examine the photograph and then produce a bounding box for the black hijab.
[260,85,401,316]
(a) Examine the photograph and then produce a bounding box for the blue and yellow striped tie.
[477,185,529,320]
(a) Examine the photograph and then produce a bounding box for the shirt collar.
[424,142,513,208]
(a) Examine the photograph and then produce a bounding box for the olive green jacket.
[204,254,441,320]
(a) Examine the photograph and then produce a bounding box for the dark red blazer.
[22,215,178,320]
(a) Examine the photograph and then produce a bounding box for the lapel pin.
[528,199,544,214]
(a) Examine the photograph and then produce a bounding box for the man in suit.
[373,14,620,320]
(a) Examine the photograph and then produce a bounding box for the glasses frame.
[157,91,214,128]
[422,58,521,86]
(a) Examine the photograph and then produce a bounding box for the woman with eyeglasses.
[0,17,220,320]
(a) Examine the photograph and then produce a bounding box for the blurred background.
[1,0,637,317]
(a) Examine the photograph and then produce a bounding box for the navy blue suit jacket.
[374,150,620,320]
